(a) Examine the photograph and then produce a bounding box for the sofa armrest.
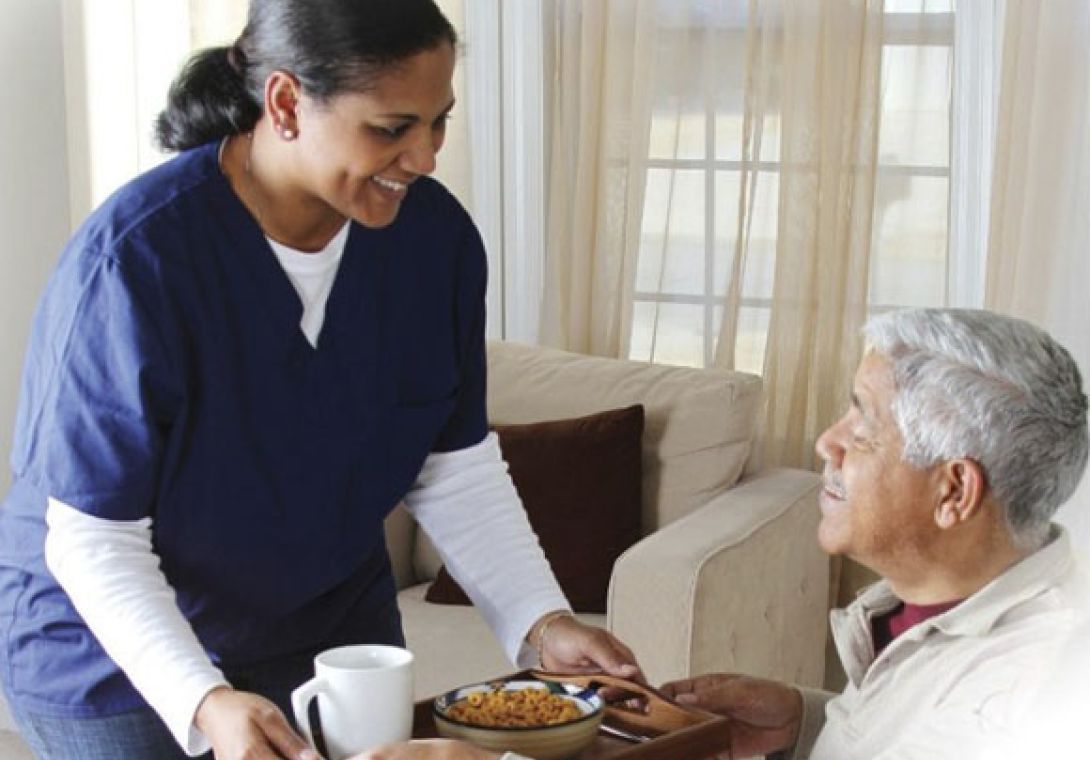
[607,468,828,688]
[383,503,419,591]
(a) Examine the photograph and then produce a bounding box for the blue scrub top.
[0,141,489,716]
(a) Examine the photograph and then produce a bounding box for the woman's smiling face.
[293,42,456,229]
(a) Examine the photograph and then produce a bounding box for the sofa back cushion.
[424,405,644,613]
[410,341,761,585]
[487,341,760,532]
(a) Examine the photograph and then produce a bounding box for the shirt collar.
[928,525,1075,637]
[831,525,1077,684]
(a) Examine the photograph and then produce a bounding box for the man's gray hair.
[864,308,1088,548]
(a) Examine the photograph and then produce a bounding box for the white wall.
[0,0,72,732]
[0,0,71,488]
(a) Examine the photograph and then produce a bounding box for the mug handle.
[290,676,327,753]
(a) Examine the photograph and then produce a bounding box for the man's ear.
[934,458,987,530]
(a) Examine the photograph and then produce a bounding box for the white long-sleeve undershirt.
[43,503,226,755]
[404,432,571,666]
[45,433,569,755]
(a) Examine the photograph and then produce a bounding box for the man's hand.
[660,674,802,759]
[350,739,502,759]
[195,686,320,760]
[534,613,643,682]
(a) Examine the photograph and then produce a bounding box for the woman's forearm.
[44,498,228,755]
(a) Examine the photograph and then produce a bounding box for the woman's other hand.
[195,686,319,760]
[350,739,503,759]
[533,612,642,682]
[659,673,802,758]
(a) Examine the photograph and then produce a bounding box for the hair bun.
[227,40,248,73]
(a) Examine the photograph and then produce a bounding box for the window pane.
[636,169,706,296]
[655,0,750,27]
[731,306,771,375]
[629,303,655,362]
[648,29,707,160]
[869,174,948,307]
[713,33,782,163]
[878,45,952,167]
[714,170,779,299]
[884,0,953,12]
[716,112,782,163]
[648,106,706,161]
[629,301,706,368]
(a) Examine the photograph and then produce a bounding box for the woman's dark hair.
[154,0,457,152]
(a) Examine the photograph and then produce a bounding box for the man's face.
[814,351,942,574]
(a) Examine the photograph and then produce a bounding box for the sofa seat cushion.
[424,405,644,613]
[398,584,606,700]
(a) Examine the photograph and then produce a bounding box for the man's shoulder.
[992,535,1090,630]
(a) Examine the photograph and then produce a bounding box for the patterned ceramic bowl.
[433,678,604,760]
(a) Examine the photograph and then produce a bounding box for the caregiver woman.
[0,1,639,758]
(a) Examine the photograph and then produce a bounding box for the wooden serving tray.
[413,671,732,759]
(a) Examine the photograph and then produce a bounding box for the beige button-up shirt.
[792,527,1088,760]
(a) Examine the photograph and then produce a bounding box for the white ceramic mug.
[291,644,414,760]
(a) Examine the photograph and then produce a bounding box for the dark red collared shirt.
[872,599,964,655]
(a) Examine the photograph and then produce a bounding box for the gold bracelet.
[535,610,573,669]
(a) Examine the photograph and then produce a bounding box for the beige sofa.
[389,340,829,700]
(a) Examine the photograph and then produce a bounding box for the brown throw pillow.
[424,404,644,613]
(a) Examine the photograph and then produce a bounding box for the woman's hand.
[350,739,503,760]
[195,686,319,760]
[533,612,642,682]
[659,673,802,759]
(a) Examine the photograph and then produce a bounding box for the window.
[871,4,954,314]
[628,1,954,372]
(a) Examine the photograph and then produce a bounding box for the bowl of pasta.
[433,678,604,759]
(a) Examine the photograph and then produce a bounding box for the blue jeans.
[4,587,405,758]
[7,669,301,760]
[9,703,208,760]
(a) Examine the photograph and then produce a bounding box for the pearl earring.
[280,126,296,140]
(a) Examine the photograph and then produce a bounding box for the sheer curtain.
[741,2,884,471]
[981,0,1090,558]
[541,0,656,355]
[542,0,886,470]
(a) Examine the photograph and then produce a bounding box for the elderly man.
[662,307,1089,759]
[350,308,1088,760]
